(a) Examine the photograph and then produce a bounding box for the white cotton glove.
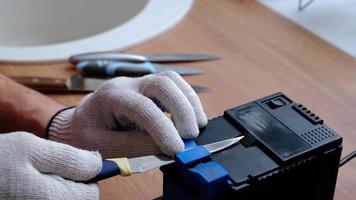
[47,71,208,158]
[0,132,102,200]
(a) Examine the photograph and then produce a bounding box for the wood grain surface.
[1,0,355,199]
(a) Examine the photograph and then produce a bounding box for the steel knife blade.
[10,75,211,93]
[128,136,244,174]
[70,52,220,64]
[142,53,220,63]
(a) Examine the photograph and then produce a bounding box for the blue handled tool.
[76,60,205,77]
[87,136,244,183]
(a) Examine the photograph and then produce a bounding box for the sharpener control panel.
[224,93,340,163]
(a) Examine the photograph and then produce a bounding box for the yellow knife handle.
[107,158,132,176]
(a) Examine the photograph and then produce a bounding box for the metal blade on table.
[153,64,205,76]
[190,85,212,93]
[70,52,219,64]
[142,53,220,63]
[68,75,106,92]
[128,136,244,174]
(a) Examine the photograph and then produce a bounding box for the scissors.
[70,52,219,77]
[87,136,244,183]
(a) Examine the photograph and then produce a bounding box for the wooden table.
[1,0,355,199]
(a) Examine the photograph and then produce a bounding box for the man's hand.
[48,71,208,158]
[0,132,102,200]
[0,74,65,137]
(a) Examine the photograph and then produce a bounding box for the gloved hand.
[0,132,102,200]
[47,71,207,158]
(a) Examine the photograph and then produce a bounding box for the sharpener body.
[161,93,342,200]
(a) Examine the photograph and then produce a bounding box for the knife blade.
[142,53,220,63]
[10,75,211,93]
[69,52,220,64]
[76,60,205,76]
[129,136,244,174]
[89,136,244,182]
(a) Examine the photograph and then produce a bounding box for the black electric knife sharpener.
[161,92,343,200]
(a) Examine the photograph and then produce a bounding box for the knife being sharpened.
[69,52,220,64]
[10,76,211,93]
[88,136,244,183]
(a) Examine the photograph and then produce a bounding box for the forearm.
[0,74,65,137]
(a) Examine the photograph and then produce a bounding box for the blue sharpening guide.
[161,92,343,200]
[171,140,231,200]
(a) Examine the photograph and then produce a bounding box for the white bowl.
[0,0,193,63]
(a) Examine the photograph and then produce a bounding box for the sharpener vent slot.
[292,104,323,125]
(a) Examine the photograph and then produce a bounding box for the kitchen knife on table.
[76,60,205,77]
[70,52,220,64]
[10,75,211,93]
